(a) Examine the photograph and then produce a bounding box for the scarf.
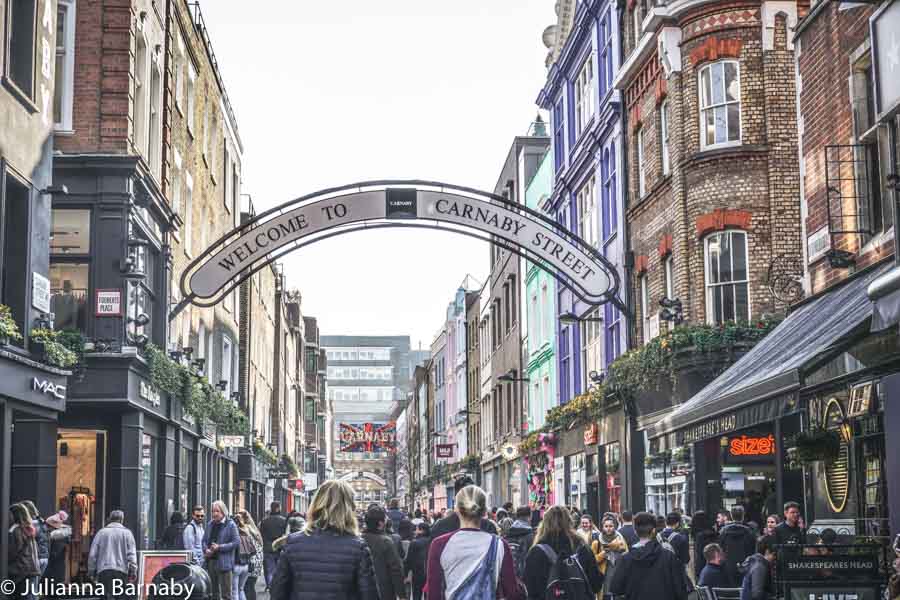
[601,531,618,545]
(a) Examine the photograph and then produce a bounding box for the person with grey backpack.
[523,506,603,600]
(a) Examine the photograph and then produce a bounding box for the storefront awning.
[648,264,890,441]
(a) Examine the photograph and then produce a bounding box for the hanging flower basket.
[790,428,841,465]
[0,304,23,346]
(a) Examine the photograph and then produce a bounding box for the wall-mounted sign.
[95,289,122,317]
[782,554,879,578]
[339,422,397,453]
[32,272,50,314]
[220,435,245,448]
[436,444,454,458]
[788,585,879,600]
[584,423,599,445]
[32,377,65,400]
[139,380,161,407]
[823,398,850,513]
[848,382,873,417]
[728,434,776,457]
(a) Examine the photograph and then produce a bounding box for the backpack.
[454,535,499,600]
[537,544,593,600]
[506,535,530,580]
[237,531,255,565]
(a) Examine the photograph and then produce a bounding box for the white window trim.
[637,128,646,198]
[640,274,650,343]
[660,99,671,176]
[222,335,233,396]
[664,255,674,299]
[54,0,77,132]
[186,61,197,135]
[574,54,595,137]
[577,176,597,248]
[183,172,193,257]
[698,60,742,150]
[703,230,751,324]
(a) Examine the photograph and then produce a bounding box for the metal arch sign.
[177,181,622,314]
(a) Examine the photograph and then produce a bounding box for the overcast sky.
[201,1,554,348]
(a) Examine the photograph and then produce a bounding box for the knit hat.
[45,510,68,529]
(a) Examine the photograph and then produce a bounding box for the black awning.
[648,264,890,441]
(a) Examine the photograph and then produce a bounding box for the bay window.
[699,60,741,148]
[704,230,750,324]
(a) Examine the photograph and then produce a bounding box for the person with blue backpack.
[523,506,604,600]
[425,485,522,600]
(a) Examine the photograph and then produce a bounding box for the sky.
[200,1,555,348]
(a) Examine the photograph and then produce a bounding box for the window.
[640,274,651,344]
[49,208,91,335]
[602,145,617,240]
[660,99,671,175]
[183,173,193,256]
[553,98,565,171]
[1,172,32,344]
[604,304,621,366]
[559,327,570,403]
[699,60,741,148]
[54,1,76,130]
[133,34,149,158]
[577,176,597,248]
[186,62,196,134]
[222,336,233,396]
[171,150,182,216]
[704,230,749,324]
[599,12,613,99]
[633,6,641,47]
[504,283,511,333]
[125,231,156,345]
[637,128,646,198]
[574,55,594,136]
[581,308,602,388]
[6,0,37,99]
[148,61,162,176]
[174,33,184,112]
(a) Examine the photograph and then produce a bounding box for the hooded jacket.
[739,553,772,600]
[608,540,689,600]
[719,523,756,586]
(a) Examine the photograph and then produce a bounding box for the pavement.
[256,577,270,600]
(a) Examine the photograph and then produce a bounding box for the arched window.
[704,230,749,324]
[699,60,741,148]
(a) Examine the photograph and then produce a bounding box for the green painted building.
[524,149,557,430]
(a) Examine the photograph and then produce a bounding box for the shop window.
[50,208,91,334]
[1,172,31,344]
[180,446,194,515]
[605,442,622,514]
[699,60,741,148]
[704,230,749,324]
[140,433,158,548]
[5,0,37,100]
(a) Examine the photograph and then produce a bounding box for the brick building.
[613,0,804,514]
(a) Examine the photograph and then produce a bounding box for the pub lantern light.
[192,357,206,373]
[839,419,853,444]
[216,380,228,391]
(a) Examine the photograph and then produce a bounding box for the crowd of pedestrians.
[8,484,900,600]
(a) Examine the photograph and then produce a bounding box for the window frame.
[186,61,197,135]
[703,230,751,325]
[640,273,651,344]
[698,60,742,149]
[54,0,77,131]
[133,30,150,158]
[574,54,595,137]
[660,98,671,175]
[4,0,38,104]
[183,172,193,257]
[49,207,92,336]
[577,175,598,248]
[664,254,674,299]
[580,308,603,389]
[637,128,646,198]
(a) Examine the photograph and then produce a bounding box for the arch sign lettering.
[175,181,622,317]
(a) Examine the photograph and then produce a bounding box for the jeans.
[98,569,129,600]
[208,563,234,600]
[245,575,258,600]
[263,552,278,587]
[233,564,250,600]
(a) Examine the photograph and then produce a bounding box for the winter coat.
[34,518,50,560]
[387,509,406,530]
[739,554,772,600]
[362,531,406,600]
[692,529,718,578]
[202,517,240,572]
[698,562,731,589]
[268,528,379,600]
[260,513,288,553]
[160,522,186,550]
[524,534,604,600]
[719,523,757,586]
[591,532,628,596]
[403,536,431,592]
[608,540,690,600]
[8,524,40,580]
[43,526,72,585]
[87,522,137,577]
[618,524,639,549]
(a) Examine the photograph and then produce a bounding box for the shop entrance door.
[56,429,107,583]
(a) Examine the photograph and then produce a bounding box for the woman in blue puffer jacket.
[269,480,378,600]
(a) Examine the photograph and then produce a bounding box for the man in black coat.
[260,502,288,589]
[618,511,640,548]
[718,505,757,587]
[610,512,690,600]
[362,506,406,600]
[659,512,691,568]
[697,543,731,589]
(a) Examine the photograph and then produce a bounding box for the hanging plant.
[279,454,300,478]
[0,305,23,344]
[644,450,671,468]
[30,328,78,369]
[789,428,841,464]
[252,439,278,465]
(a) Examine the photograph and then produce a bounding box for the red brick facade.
[795,2,895,294]
[619,1,803,342]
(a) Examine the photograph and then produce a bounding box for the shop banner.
[788,585,879,600]
[339,422,397,452]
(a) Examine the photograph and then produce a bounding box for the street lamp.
[559,311,604,324]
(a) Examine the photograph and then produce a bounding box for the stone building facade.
[615,0,803,343]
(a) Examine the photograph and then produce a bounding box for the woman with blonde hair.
[237,510,265,600]
[524,506,604,600]
[269,480,378,600]
[425,484,523,600]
